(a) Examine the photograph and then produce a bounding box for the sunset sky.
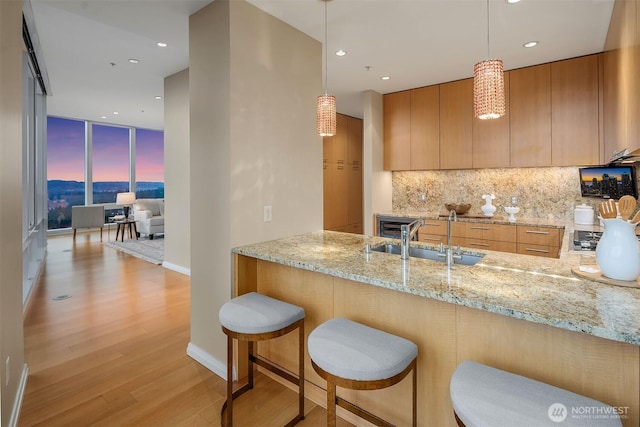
[47,117,163,182]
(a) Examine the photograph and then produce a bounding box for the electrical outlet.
[263,205,272,223]
[419,193,427,202]
[5,356,9,386]
[511,195,518,206]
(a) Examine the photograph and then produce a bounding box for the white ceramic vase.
[481,194,496,217]
[595,218,640,281]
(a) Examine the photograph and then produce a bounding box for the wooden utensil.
[598,200,617,219]
[618,195,637,220]
[629,210,640,224]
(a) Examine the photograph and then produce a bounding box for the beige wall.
[188,0,322,374]
[1,0,26,425]
[163,69,190,274]
[363,90,391,235]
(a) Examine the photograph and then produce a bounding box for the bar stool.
[308,317,418,427]
[218,292,305,427]
[450,360,622,427]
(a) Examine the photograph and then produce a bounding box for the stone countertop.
[232,230,640,346]
[375,210,568,228]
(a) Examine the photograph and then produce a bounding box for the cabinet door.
[383,91,411,170]
[440,79,473,169]
[332,164,349,229]
[465,223,516,242]
[347,116,363,165]
[472,72,510,168]
[333,113,348,164]
[551,55,600,166]
[510,64,552,167]
[323,164,334,230]
[348,164,363,226]
[411,86,440,170]
[516,226,562,246]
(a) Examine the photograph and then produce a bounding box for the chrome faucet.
[446,210,462,268]
[400,219,423,260]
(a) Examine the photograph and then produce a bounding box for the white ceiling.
[28,0,615,130]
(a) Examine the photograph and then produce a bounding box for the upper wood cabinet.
[440,79,473,169]
[410,85,440,170]
[509,64,552,167]
[472,72,510,168]
[383,91,411,170]
[551,55,600,166]
[322,114,348,164]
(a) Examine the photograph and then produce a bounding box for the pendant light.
[473,0,505,120]
[317,0,336,136]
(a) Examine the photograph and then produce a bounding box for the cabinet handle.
[337,160,344,164]
[525,247,550,253]
[421,223,441,227]
[337,165,344,170]
[470,226,490,231]
[525,230,550,235]
[421,237,441,242]
[469,241,490,247]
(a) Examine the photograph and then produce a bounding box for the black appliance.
[377,216,420,240]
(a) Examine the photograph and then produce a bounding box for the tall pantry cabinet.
[323,113,363,234]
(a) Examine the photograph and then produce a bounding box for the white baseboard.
[186,342,231,380]
[8,364,29,427]
[162,261,190,276]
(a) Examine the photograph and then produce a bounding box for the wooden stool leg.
[226,334,234,427]
[327,380,336,427]
[298,322,305,420]
[248,341,254,389]
[412,364,417,427]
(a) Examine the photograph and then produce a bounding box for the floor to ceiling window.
[46,117,164,230]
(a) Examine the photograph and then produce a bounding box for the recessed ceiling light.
[157,42,167,48]
[507,0,521,3]
[100,116,107,119]
[128,58,140,64]
[523,41,538,48]
[155,96,163,100]
[381,76,391,81]
[113,111,119,115]
[335,50,346,57]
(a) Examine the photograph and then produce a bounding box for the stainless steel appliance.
[376,216,420,240]
[572,230,602,251]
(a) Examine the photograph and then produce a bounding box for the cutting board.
[571,266,640,289]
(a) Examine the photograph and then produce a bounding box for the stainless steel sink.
[370,243,484,266]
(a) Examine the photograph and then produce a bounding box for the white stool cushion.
[450,361,622,427]
[219,292,305,335]
[308,317,418,381]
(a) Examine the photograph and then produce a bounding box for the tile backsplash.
[393,167,606,221]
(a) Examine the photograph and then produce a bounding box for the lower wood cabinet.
[417,219,563,258]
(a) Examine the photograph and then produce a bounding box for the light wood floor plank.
[20,233,349,426]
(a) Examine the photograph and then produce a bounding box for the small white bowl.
[504,206,520,222]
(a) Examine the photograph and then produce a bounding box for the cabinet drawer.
[464,223,516,242]
[419,221,464,237]
[464,239,517,253]
[517,243,560,258]
[418,234,464,246]
[517,226,562,246]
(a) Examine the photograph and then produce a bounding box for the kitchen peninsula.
[232,229,639,426]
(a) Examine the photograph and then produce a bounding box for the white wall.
[188,0,322,374]
[163,69,190,274]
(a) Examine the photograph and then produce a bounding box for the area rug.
[104,236,164,265]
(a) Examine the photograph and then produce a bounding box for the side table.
[115,219,138,242]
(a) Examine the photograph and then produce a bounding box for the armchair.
[71,205,105,239]
[133,198,164,239]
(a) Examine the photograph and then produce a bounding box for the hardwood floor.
[20,233,351,426]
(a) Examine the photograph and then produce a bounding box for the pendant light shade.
[317,94,336,136]
[474,59,505,120]
[473,0,505,120]
[317,0,336,136]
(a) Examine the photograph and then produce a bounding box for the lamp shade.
[473,59,505,120]
[116,192,136,206]
[317,94,336,137]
